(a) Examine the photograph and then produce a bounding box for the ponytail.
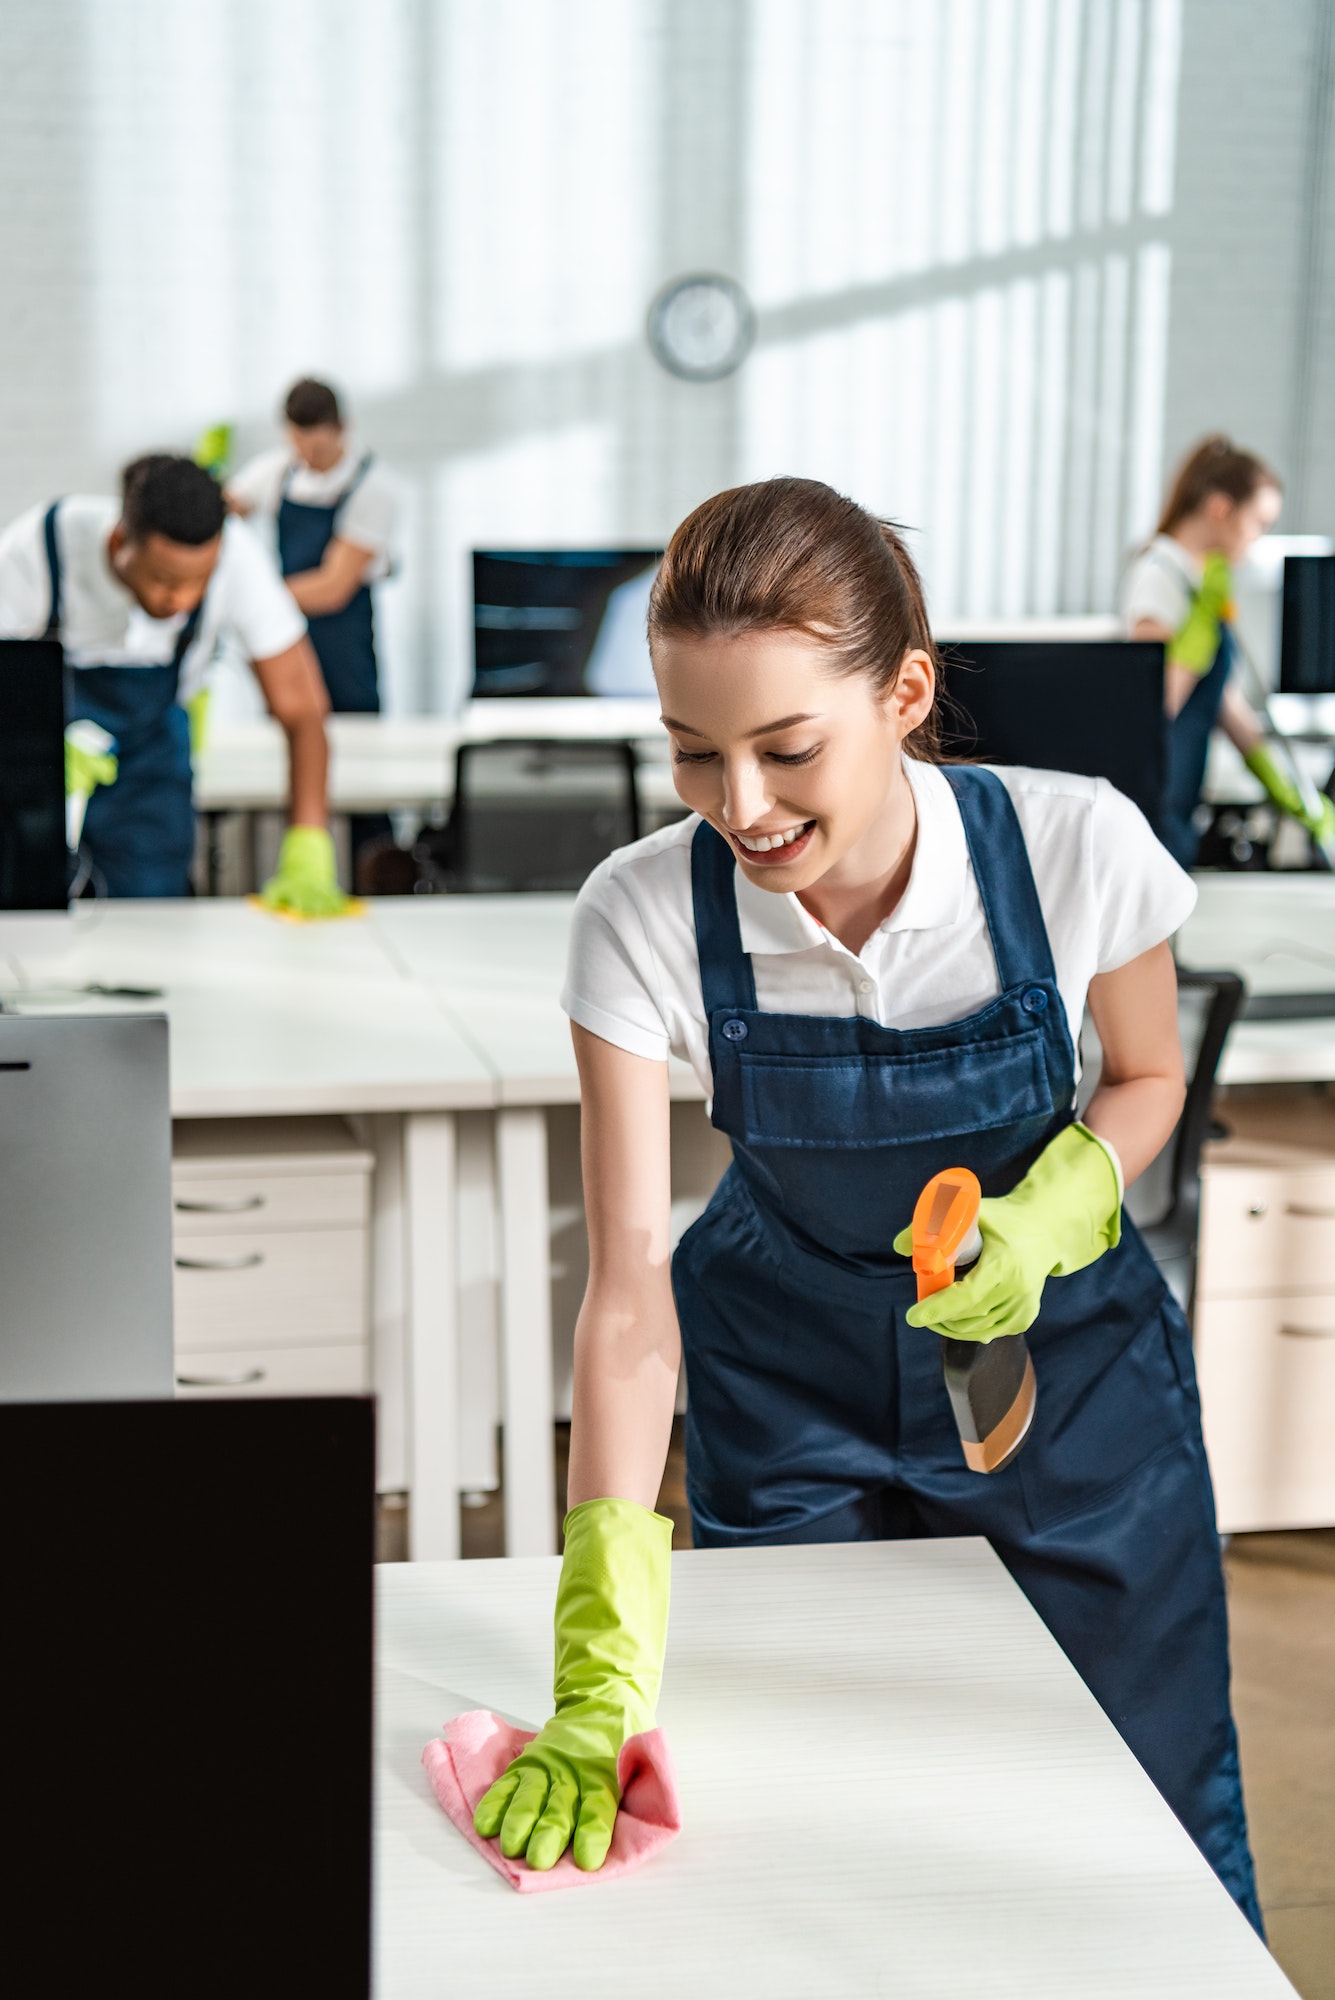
[1156,434,1280,538]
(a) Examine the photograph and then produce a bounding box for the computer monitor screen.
[472,550,661,697]
[937,640,1168,835]
[3,1396,374,1999]
[1280,554,1335,693]
[0,638,67,909]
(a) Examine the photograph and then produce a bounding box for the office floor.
[377,1427,1335,1999]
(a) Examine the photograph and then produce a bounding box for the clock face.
[647,274,756,382]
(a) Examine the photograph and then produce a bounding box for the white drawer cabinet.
[1195,1294,1335,1531]
[1197,1093,1335,1530]
[171,1117,373,1399]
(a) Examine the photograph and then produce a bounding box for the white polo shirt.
[0,496,306,698]
[561,758,1196,1094]
[1120,534,1201,635]
[227,446,398,582]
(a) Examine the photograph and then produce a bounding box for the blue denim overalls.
[1163,624,1232,869]
[45,501,202,898]
[671,766,1261,1930]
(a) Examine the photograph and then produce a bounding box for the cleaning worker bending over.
[0,453,346,910]
[475,477,1264,1937]
[1121,433,1332,869]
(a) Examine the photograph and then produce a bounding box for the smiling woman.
[473,475,1263,1941]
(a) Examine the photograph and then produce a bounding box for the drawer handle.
[174,1252,265,1272]
[1278,1323,1335,1341]
[175,1195,266,1215]
[1284,1204,1335,1220]
[176,1368,267,1386]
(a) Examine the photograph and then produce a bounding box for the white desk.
[5,901,492,1562]
[1177,874,1335,1084]
[195,702,672,818]
[377,1540,1292,1997]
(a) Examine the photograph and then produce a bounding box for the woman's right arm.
[566,1022,681,1513]
[1130,615,1199,718]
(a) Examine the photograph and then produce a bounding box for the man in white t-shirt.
[228,379,399,866]
[0,454,344,908]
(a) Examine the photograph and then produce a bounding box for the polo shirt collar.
[734,755,971,957]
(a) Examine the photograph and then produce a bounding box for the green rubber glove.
[193,422,233,479]
[64,723,117,799]
[893,1123,1122,1344]
[1168,551,1233,674]
[1244,742,1335,842]
[473,1497,672,1872]
[185,687,211,759]
[257,826,352,917]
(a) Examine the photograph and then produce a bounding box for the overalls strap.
[942,766,1057,993]
[279,453,373,518]
[690,820,757,1014]
[42,500,64,638]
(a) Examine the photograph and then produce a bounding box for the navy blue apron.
[276,455,389,859]
[1163,623,1233,869]
[671,766,1261,1931]
[45,502,201,899]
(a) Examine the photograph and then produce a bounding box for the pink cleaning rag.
[421,1710,682,1893]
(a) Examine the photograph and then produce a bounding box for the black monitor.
[3,1397,374,1999]
[1280,554,1335,693]
[937,640,1168,836]
[0,638,67,908]
[472,549,661,697]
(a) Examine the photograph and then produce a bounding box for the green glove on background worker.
[64,723,118,802]
[1243,741,1335,845]
[473,1496,672,1872]
[258,826,354,918]
[1168,550,1233,674]
[894,1123,1122,1343]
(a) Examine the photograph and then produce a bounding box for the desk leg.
[404,1111,460,1560]
[497,1107,557,1556]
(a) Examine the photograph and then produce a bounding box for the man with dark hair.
[0,454,346,908]
[228,378,399,873]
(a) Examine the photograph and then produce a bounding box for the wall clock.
[647,273,756,382]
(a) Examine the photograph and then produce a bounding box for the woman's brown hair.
[1156,434,1281,538]
[647,476,942,760]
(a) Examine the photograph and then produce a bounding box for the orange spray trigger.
[910,1168,982,1302]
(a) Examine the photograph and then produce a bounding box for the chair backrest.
[450,737,641,892]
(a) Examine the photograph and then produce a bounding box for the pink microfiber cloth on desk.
[422,1710,682,1893]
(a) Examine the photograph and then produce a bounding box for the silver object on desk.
[0,1012,174,1400]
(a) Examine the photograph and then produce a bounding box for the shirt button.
[859,979,874,995]
[1022,988,1049,1013]
[722,1018,748,1041]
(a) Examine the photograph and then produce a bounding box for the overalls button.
[722,1018,748,1041]
[1022,988,1048,1013]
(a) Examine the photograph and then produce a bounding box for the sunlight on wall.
[433,0,655,371]
[85,0,416,452]
[740,0,1182,618]
[77,0,1184,706]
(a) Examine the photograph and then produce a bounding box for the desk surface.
[1177,874,1335,1084]
[377,1542,1290,1998]
[6,901,492,1116]
[372,896,704,1103]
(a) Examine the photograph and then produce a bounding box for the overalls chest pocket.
[736,1028,1054,1149]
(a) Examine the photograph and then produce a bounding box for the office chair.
[1125,968,1246,1310]
[414,738,642,893]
